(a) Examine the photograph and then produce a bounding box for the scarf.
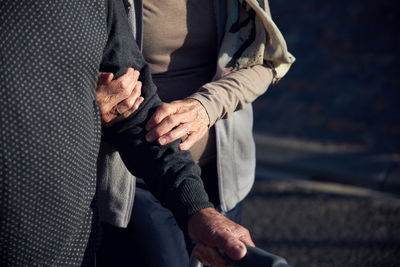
[217,0,295,83]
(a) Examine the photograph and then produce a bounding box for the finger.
[119,99,143,119]
[239,230,255,247]
[179,129,206,150]
[193,249,212,267]
[145,103,177,131]
[132,96,144,112]
[112,68,139,95]
[157,122,191,145]
[213,228,248,261]
[99,70,136,111]
[116,81,142,114]
[145,112,188,142]
[104,69,139,111]
[106,68,137,105]
[97,72,114,85]
[101,111,117,125]
[106,98,144,126]
[121,68,140,93]
[194,244,228,267]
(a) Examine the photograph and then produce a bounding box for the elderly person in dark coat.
[0,0,253,266]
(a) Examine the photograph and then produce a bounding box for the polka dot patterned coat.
[0,0,211,265]
[0,0,110,265]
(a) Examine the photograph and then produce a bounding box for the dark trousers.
[97,186,242,267]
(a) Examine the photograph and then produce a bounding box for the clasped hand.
[145,98,210,150]
[189,207,255,267]
[96,68,144,126]
[96,67,210,149]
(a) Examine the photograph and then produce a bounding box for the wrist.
[186,97,212,127]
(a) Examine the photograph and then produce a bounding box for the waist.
[186,126,216,165]
[153,66,215,102]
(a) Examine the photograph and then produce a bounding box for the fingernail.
[159,137,166,145]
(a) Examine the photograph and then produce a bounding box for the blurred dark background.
[242,0,400,266]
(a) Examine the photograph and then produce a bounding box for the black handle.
[224,245,291,267]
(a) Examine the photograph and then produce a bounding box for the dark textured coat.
[0,0,210,265]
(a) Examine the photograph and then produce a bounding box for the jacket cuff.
[176,179,214,216]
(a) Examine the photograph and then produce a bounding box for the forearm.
[102,84,213,225]
[100,0,213,226]
[190,64,273,126]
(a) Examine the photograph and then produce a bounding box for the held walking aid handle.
[189,245,292,267]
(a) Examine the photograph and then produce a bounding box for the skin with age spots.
[145,98,210,150]
[188,207,254,267]
[96,67,144,126]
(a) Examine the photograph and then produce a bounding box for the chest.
[144,2,217,54]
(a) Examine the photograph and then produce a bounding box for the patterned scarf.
[217,0,295,83]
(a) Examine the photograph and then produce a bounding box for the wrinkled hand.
[188,207,255,267]
[96,68,144,126]
[145,99,209,150]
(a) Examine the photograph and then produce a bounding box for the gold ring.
[113,106,121,115]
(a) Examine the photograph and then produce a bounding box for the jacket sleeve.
[189,64,273,126]
[188,0,274,126]
[100,0,213,226]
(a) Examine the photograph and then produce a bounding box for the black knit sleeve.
[100,0,213,226]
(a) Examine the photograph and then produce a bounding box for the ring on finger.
[113,106,121,115]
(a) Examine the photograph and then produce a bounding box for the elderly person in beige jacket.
[96,0,294,266]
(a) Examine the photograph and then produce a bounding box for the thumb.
[215,232,247,261]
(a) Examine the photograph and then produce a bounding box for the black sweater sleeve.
[100,0,213,226]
